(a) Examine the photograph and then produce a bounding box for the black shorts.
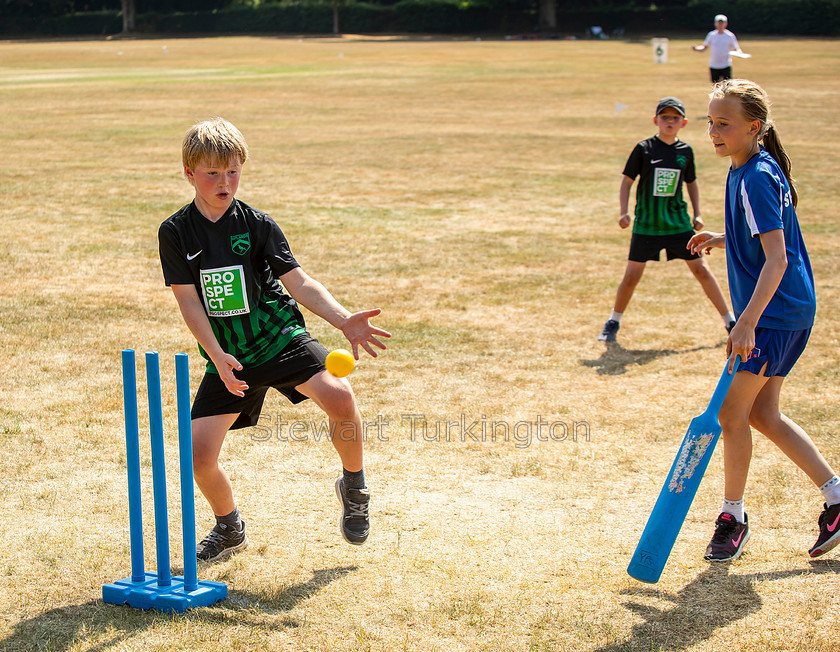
[191,334,329,430]
[711,67,732,83]
[628,231,700,263]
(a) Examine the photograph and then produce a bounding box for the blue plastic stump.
[103,350,227,614]
[121,350,145,584]
[146,352,172,588]
[176,353,199,593]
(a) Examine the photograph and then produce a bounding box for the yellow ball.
[325,349,355,378]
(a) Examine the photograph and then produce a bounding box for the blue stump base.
[102,572,227,614]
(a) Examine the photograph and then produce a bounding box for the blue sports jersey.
[724,149,815,330]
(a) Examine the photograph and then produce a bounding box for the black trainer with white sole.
[335,477,370,545]
[197,520,248,563]
[598,319,620,342]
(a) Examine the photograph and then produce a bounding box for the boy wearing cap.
[692,14,743,83]
[598,97,735,343]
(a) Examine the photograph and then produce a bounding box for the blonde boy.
[159,118,390,561]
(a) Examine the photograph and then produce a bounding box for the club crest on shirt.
[231,232,251,255]
[676,154,688,169]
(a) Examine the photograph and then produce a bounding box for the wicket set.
[102,350,227,613]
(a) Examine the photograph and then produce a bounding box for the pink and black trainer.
[704,512,750,562]
[809,503,840,558]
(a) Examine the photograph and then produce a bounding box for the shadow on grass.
[0,565,357,651]
[597,560,840,651]
[580,341,719,376]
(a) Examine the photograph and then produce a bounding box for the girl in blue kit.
[689,79,840,562]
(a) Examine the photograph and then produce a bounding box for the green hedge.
[550,0,840,36]
[394,0,496,33]
[2,0,838,37]
[132,2,499,36]
[681,0,840,36]
[1,10,122,36]
[136,5,334,33]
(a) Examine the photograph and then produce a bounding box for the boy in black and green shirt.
[159,118,390,562]
[598,96,735,342]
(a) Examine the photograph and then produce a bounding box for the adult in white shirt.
[692,14,743,83]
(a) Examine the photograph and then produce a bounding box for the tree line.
[2,0,837,36]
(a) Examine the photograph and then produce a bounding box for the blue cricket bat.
[627,354,741,583]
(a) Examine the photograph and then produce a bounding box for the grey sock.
[215,507,242,531]
[343,468,366,490]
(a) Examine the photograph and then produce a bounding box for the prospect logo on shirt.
[200,265,250,317]
[653,168,680,197]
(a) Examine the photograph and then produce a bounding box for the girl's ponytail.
[762,124,798,208]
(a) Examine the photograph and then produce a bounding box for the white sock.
[722,498,745,523]
[610,310,623,323]
[820,476,840,506]
[722,311,735,325]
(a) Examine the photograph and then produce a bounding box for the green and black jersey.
[623,136,696,236]
[159,200,308,373]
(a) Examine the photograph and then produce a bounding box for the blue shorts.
[739,327,811,377]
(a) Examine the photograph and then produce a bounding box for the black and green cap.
[656,96,686,116]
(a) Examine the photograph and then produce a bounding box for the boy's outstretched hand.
[217,353,249,397]
[340,308,391,360]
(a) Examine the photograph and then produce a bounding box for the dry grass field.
[1,33,839,651]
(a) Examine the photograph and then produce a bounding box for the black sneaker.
[809,503,840,558]
[335,477,370,545]
[727,320,736,333]
[196,520,248,562]
[598,319,620,342]
[704,512,750,561]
